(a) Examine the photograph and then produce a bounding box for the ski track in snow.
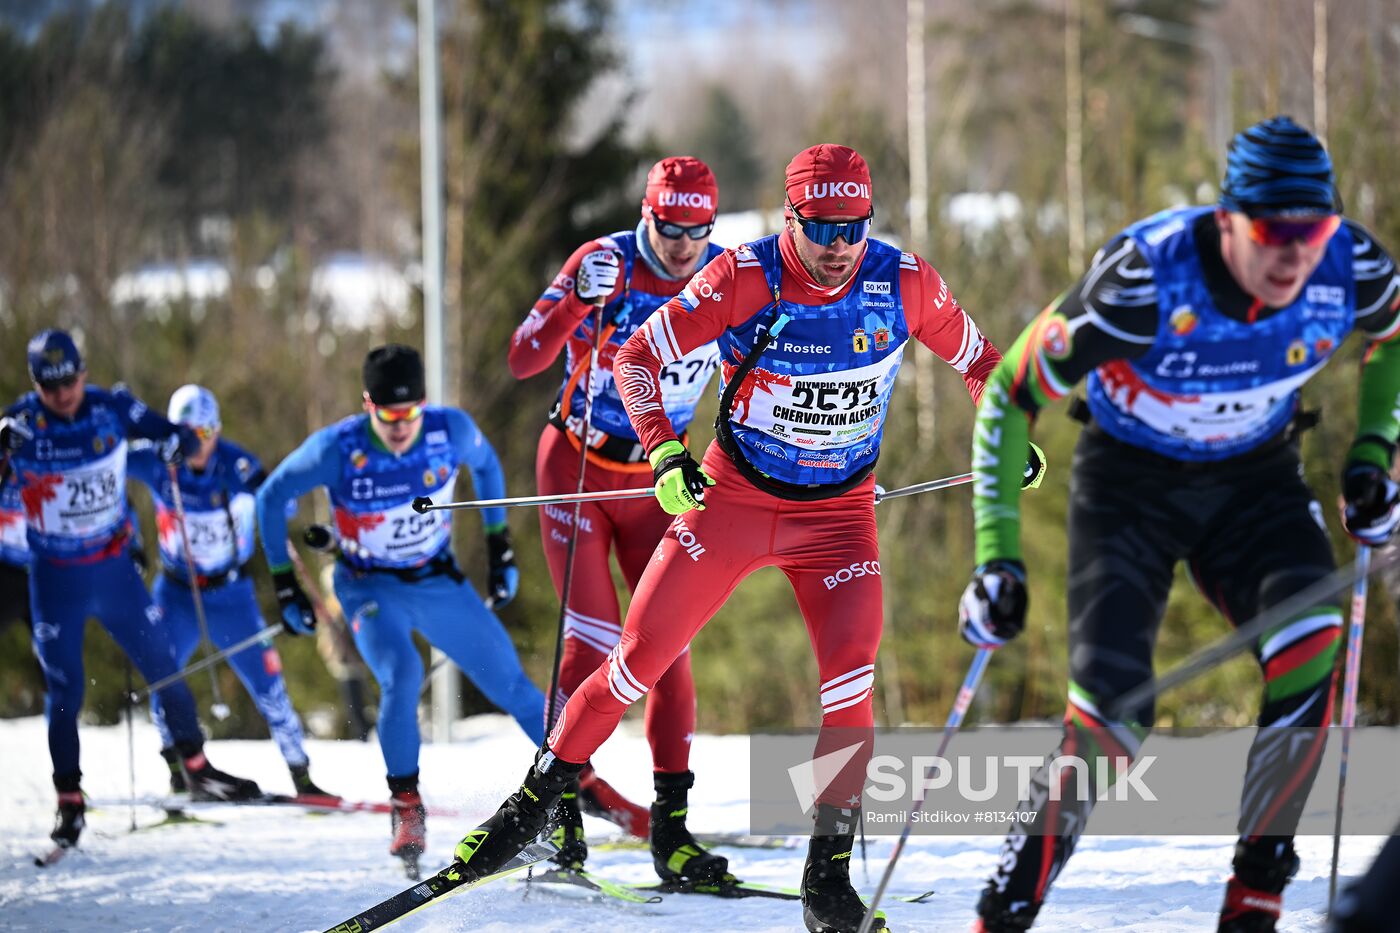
[0,715,1386,932]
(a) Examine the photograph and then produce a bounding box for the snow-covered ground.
[0,714,1384,932]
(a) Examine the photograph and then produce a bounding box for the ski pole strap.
[714,310,881,502]
[1107,545,1392,721]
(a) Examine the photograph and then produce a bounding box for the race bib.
[1100,361,1320,445]
[735,351,903,450]
[657,342,720,413]
[33,443,127,539]
[337,471,457,567]
[159,493,255,573]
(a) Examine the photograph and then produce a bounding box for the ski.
[628,876,803,900]
[323,839,559,933]
[593,831,800,852]
[132,808,225,832]
[33,845,70,868]
[87,793,462,818]
[523,866,664,904]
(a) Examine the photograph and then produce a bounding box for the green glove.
[649,440,715,515]
[1022,441,1047,490]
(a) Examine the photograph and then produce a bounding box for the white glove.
[574,249,621,302]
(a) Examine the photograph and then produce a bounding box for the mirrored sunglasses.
[371,402,424,424]
[650,208,714,241]
[788,202,873,247]
[1247,214,1341,249]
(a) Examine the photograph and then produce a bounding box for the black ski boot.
[548,780,588,870]
[801,804,883,932]
[454,748,584,881]
[974,884,1038,932]
[160,747,188,795]
[182,747,263,801]
[50,773,85,849]
[650,770,729,885]
[1218,837,1299,932]
[290,762,337,800]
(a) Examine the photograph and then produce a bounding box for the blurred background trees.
[2,0,1397,744]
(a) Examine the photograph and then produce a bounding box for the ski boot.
[289,762,338,801]
[548,780,589,869]
[388,775,427,880]
[974,884,1038,932]
[650,770,729,886]
[454,748,584,881]
[800,803,883,932]
[579,764,650,839]
[1218,837,1299,932]
[183,749,263,802]
[160,747,188,795]
[50,774,86,849]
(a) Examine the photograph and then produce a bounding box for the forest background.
[2,0,1398,744]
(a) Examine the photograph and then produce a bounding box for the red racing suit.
[511,228,723,772]
[546,229,1001,806]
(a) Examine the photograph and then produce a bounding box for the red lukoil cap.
[644,156,719,223]
[784,144,872,218]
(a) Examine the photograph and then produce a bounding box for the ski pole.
[546,301,612,735]
[166,462,230,720]
[412,485,653,514]
[125,660,137,832]
[873,472,974,503]
[858,648,993,933]
[412,470,978,514]
[1329,544,1371,913]
[132,625,283,701]
[1107,548,1393,721]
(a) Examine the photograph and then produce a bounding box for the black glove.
[958,559,1028,649]
[272,569,316,635]
[159,426,200,466]
[485,528,519,609]
[0,413,33,453]
[1341,462,1400,546]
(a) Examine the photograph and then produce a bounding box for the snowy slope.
[0,715,1385,932]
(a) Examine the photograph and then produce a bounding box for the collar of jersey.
[364,416,424,457]
[778,228,866,301]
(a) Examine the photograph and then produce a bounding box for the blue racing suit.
[256,407,544,779]
[4,386,202,780]
[128,439,311,767]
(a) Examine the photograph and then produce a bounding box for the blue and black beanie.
[1219,115,1337,217]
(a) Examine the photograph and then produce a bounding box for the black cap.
[363,345,426,405]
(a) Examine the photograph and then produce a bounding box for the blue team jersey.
[1085,206,1356,461]
[256,406,508,572]
[546,229,726,443]
[128,438,264,580]
[4,386,185,559]
[717,235,910,486]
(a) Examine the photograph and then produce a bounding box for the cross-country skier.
[959,116,1400,932]
[451,144,1039,933]
[2,329,264,852]
[508,155,727,864]
[128,384,332,799]
[256,345,631,876]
